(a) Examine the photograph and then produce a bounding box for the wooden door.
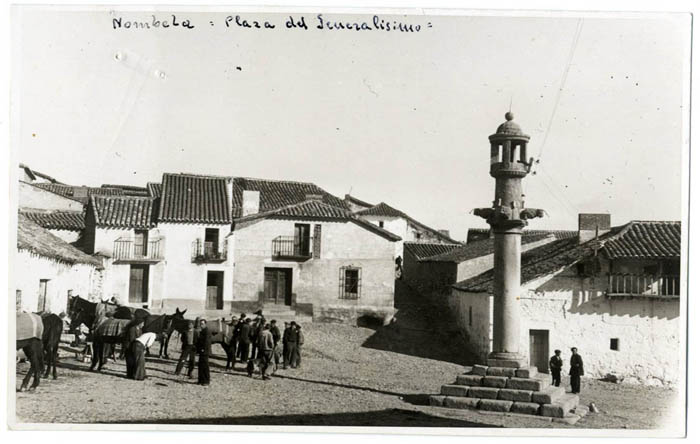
[37,279,48,312]
[529,330,550,373]
[206,271,224,310]
[134,230,149,258]
[264,268,292,305]
[294,224,310,256]
[129,265,149,305]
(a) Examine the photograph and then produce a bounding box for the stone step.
[515,366,539,379]
[505,376,547,392]
[531,385,566,404]
[440,385,469,397]
[486,366,517,377]
[455,374,483,386]
[541,393,579,418]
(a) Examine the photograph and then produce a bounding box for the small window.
[205,228,220,255]
[379,221,384,228]
[339,267,361,300]
[415,232,422,241]
[610,338,620,351]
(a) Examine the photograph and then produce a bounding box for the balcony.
[192,239,227,263]
[271,236,312,261]
[113,238,164,263]
[607,274,680,299]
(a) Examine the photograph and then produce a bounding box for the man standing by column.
[569,347,584,394]
[549,349,563,387]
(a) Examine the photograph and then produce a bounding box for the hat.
[571,347,578,352]
[554,349,561,354]
[240,313,246,318]
[254,309,263,316]
[270,319,277,324]
[290,321,297,327]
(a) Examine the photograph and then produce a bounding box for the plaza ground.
[14,320,679,429]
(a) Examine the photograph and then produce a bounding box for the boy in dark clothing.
[287,321,299,369]
[246,359,255,378]
[282,322,291,369]
[569,347,584,394]
[196,319,212,386]
[238,318,251,362]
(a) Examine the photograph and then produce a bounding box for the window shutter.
[313,224,322,258]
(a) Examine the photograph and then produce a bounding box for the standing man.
[286,321,298,369]
[233,313,246,361]
[270,320,282,372]
[238,318,252,362]
[258,323,275,380]
[569,347,584,394]
[196,319,212,386]
[293,323,304,369]
[124,319,144,379]
[174,320,196,378]
[549,349,563,387]
[282,321,292,369]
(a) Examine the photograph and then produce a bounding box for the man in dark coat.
[287,321,299,369]
[282,321,291,369]
[549,349,563,387]
[238,318,252,362]
[196,319,212,386]
[174,321,196,377]
[294,324,305,369]
[270,320,281,371]
[233,313,245,361]
[124,320,143,379]
[569,347,584,394]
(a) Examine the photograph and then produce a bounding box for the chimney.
[242,190,260,216]
[73,186,89,202]
[438,229,451,238]
[305,193,324,202]
[578,213,611,244]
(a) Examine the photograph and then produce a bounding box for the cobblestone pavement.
[14,323,680,429]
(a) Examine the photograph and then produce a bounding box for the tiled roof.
[467,228,577,243]
[147,182,162,198]
[235,200,401,242]
[602,221,681,259]
[19,163,63,184]
[101,184,149,197]
[91,196,158,229]
[231,177,348,218]
[33,183,125,203]
[424,233,554,263]
[356,202,462,245]
[454,221,681,293]
[17,213,101,267]
[344,194,374,210]
[159,173,231,224]
[21,211,85,231]
[404,242,461,261]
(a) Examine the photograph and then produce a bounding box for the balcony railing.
[607,274,680,298]
[192,239,227,263]
[113,238,164,262]
[272,235,312,261]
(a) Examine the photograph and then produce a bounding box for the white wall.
[15,250,101,314]
[18,181,83,212]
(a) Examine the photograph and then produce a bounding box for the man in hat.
[175,320,197,378]
[293,323,305,369]
[233,313,246,361]
[269,320,282,372]
[286,321,299,369]
[258,323,275,380]
[569,347,584,394]
[238,318,252,362]
[196,319,212,386]
[549,349,563,387]
[282,321,292,369]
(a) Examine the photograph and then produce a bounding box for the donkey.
[166,315,236,370]
[16,312,44,391]
[40,313,63,380]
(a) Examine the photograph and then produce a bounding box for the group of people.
[549,347,585,394]
[173,311,306,384]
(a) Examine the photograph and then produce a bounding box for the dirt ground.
[13,322,679,429]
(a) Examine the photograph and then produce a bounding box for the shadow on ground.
[99,408,498,427]
[361,280,478,366]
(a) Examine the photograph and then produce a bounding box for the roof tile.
[159,174,231,224]
[21,211,85,231]
[91,196,158,229]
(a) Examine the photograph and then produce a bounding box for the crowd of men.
[174,311,305,384]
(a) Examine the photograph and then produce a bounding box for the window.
[610,338,620,351]
[294,223,311,256]
[204,228,220,256]
[134,229,149,257]
[415,232,422,241]
[38,279,49,312]
[379,221,384,228]
[576,260,600,277]
[339,267,361,300]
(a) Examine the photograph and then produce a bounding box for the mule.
[166,315,236,369]
[16,338,43,391]
[41,313,63,380]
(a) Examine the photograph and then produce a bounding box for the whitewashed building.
[449,215,681,386]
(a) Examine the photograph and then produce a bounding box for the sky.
[12,7,690,241]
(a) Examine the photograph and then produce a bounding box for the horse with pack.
[165,314,237,369]
[16,312,44,391]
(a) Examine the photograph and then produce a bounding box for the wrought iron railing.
[191,239,227,262]
[607,274,680,297]
[272,235,312,259]
[113,238,164,261]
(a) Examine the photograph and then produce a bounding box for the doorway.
[264,268,292,305]
[206,271,224,310]
[529,329,550,373]
[129,265,149,307]
[37,279,49,312]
